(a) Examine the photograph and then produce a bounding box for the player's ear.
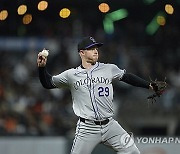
[79,50,85,55]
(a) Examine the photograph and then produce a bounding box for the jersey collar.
[79,62,99,71]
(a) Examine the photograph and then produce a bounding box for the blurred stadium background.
[0,0,180,153]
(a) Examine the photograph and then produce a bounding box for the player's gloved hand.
[148,79,167,103]
[37,52,47,67]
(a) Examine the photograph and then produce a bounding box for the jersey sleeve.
[52,69,70,88]
[110,64,126,80]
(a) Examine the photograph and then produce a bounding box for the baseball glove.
[147,78,167,103]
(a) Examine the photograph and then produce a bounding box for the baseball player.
[37,36,154,154]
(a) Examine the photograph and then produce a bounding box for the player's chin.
[87,57,98,64]
[92,57,98,63]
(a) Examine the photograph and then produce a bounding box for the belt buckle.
[94,119,108,125]
[94,120,100,125]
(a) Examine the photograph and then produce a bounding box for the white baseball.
[41,49,49,57]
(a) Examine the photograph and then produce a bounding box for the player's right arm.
[37,52,56,89]
[37,52,70,89]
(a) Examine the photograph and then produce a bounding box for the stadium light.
[146,12,166,35]
[106,9,128,21]
[165,4,174,15]
[17,5,27,15]
[103,17,114,34]
[103,9,128,34]
[157,16,166,26]
[59,8,71,18]
[23,14,32,25]
[0,10,8,21]
[98,3,110,13]
[38,1,48,11]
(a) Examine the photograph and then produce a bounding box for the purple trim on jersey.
[71,120,81,153]
[85,43,103,49]
[90,62,102,120]
[86,72,99,120]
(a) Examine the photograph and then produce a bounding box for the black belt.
[80,117,109,125]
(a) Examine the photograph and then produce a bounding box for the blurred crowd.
[0,15,180,137]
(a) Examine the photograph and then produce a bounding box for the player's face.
[83,47,99,64]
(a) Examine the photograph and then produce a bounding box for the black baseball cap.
[78,36,103,52]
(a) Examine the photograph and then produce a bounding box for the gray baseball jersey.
[52,62,125,121]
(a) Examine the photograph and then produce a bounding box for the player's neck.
[81,61,96,69]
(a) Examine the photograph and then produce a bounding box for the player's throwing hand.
[37,49,49,67]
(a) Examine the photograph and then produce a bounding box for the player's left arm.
[121,73,151,89]
[121,73,168,102]
[111,64,167,101]
[110,64,151,89]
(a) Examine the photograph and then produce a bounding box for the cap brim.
[85,43,103,49]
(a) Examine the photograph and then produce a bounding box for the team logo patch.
[90,37,96,43]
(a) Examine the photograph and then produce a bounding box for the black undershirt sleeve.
[38,67,56,89]
[121,73,150,89]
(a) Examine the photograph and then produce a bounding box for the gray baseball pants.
[70,118,140,154]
